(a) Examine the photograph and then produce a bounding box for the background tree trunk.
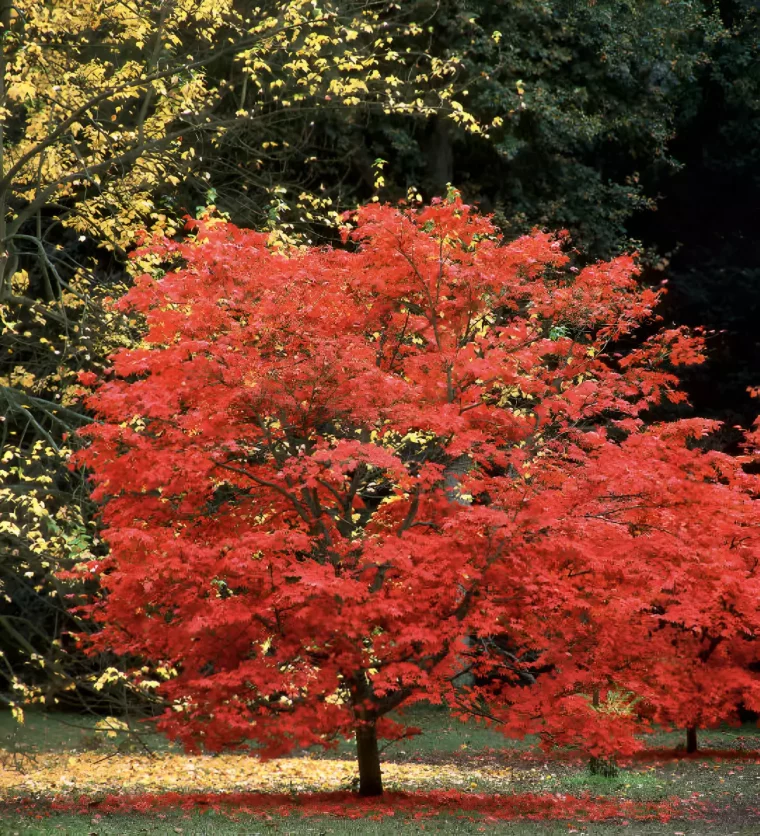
[686,726,698,754]
[425,117,454,193]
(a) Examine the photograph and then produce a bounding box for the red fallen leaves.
[4,789,704,823]
[73,194,760,794]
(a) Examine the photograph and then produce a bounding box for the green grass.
[642,724,760,752]
[0,704,523,761]
[548,768,667,801]
[1,812,759,836]
[0,709,174,758]
[3,704,755,761]
[331,702,533,761]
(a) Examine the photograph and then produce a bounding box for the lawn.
[4,814,760,835]
[2,707,760,834]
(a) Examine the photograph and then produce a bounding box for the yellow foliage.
[93,717,131,739]
[2,0,478,260]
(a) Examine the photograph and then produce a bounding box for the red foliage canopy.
[75,198,760,794]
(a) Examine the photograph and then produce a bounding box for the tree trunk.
[686,726,698,754]
[589,755,619,777]
[0,0,10,300]
[588,688,618,777]
[425,116,454,192]
[356,721,383,796]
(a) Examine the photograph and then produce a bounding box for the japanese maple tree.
[485,422,760,759]
[74,197,760,794]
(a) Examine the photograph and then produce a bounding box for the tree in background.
[634,0,760,432]
[75,198,759,794]
[296,0,719,257]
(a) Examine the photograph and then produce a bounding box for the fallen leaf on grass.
[0,752,513,796]
[2,788,704,823]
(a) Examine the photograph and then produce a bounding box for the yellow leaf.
[7,82,36,101]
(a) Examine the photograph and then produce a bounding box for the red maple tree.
[75,197,760,794]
